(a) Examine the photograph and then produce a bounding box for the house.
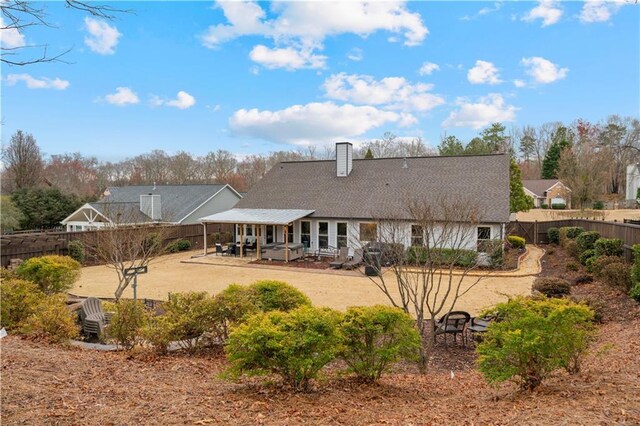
[61,184,242,231]
[200,143,510,258]
[626,164,640,207]
[522,179,572,209]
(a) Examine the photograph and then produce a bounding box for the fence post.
[534,220,538,245]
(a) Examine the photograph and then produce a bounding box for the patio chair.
[79,297,109,336]
[343,249,363,270]
[215,243,227,256]
[434,311,471,347]
[329,247,350,269]
[468,316,492,342]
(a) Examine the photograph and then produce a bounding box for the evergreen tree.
[437,136,465,155]
[542,127,572,179]
[364,148,374,159]
[12,188,81,230]
[510,158,533,213]
[480,122,507,153]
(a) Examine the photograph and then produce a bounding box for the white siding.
[336,143,353,177]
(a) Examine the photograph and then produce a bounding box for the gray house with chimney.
[200,143,510,258]
[62,184,241,231]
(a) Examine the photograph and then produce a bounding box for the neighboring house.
[62,184,242,231]
[626,164,640,207]
[200,143,510,255]
[522,179,572,209]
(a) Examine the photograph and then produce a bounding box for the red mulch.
[2,244,640,425]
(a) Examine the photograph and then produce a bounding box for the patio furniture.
[468,316,492,342]
[343,249,363,270]
[215,243,227,256]
[227,244,237,256]
[329,247,350,269]
[79,297,109,336]
[434,311,471,347]
[262,243,304,261]
[316,246,338,258]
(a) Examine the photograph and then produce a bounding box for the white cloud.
[443,94,518,129]
[513,79,527,88]
[151,91,196,109]
[84,17,121,55]
[5,74,69,90]
[461,2,503,21]
[467,60,502,85]
[418,62,440,76]
[521,56,568,84]
[249,45,326,70]
[522,1,563,27]
[0,17,26,48]
[323,73,445,113]
[201,1,427,70]
[347,48,363,62]
[229,101,413,145]
[104,87,139,106]
[580,0,625,23]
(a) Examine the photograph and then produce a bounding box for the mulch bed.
[3,243,640,425]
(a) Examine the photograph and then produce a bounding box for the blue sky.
[2,1,638,160]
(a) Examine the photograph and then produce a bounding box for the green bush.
[592,201,604,210]
[630,283,640,303]
[579,249,597,266]
[406,247,478,267]
[166,239,192,253]
[0,278,46,330]
[547,227,560,245]
[591,256,625,276]
[594,238,624,258]
[15,255,81,295]
[559,227,584,246]
[576,231,601,253]
[570,295,605,323]
[598,262,632,291]
[566,261,579,271]
[163,292,219,352]
[107,299,148,349]
[248,280,312,313]
[226,306,342,391]
[541,203,549,209]
[532,277,571,298]
[212,284,259,341]
[477,297,595,390]
[67,240,85,264]
[338,306,420,382]
[507,235,526,249]
[565,240,579,259]
[21,294,80,343]
[141,315,175,355]
[632,244,640,284]
[551,203,566,210]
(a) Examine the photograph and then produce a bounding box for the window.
[266,225,274,244]
[477,226,491,250]
[301,221,311,249]
[246,225,253,237]
[337,222,348,248]
[318,222,329,248]
[359,223,377,242]
[411,225,424,246]
[287,224,294,243]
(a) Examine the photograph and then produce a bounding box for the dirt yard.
[516,208,640,222]
[72,248,542,316]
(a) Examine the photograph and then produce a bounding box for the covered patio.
[199,208,314,262]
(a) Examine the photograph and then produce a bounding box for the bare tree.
[2,130,43,190]
[360,195,492,371]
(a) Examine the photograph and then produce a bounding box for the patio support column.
[203,222,207,256]
[284,224,289,262]
[257,224,261,260]
[240,224,244,258]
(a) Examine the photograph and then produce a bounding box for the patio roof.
[199,208,314,226]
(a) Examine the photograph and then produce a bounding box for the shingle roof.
[93,184,227,223]
[522,179,563,197]
[236,154,510,223]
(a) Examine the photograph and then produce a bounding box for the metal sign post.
[123,266,148,301]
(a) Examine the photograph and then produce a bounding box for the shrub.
[576,231,601,253]
[570,295,605,323]
[163,292,219,352]
[632,244,640,284]
[338,306,421,382]
[565,240,579,259]
[547,227,560,245]
[541,203,548,209]
[574,275,594,285]
[0,278,46,330]
[406,247,478,267]
[166,239,192,253]
[141,315,175,355]
[483,239,504,267]
[532,277,571,298]
[507,235,526,249]
[591,256,624,276]
[21,294,80,343]
[15,255,81,295]
[630,283,640,303]
[226,306,342,391]
[579,249,597,266]
[593,201,604,210]
[477,297,595,390]
[594,238,624,258]
[212,284,259,341]
[565,261,579,271]
[599,262,632,291]
[551,203,566,210]
[248,280,312,313]
[67,240,85,264]
[559,227,584,246]
[107,299,148,349]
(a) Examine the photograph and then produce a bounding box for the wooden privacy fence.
[0,223,233,268]
[508,219,640,261]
